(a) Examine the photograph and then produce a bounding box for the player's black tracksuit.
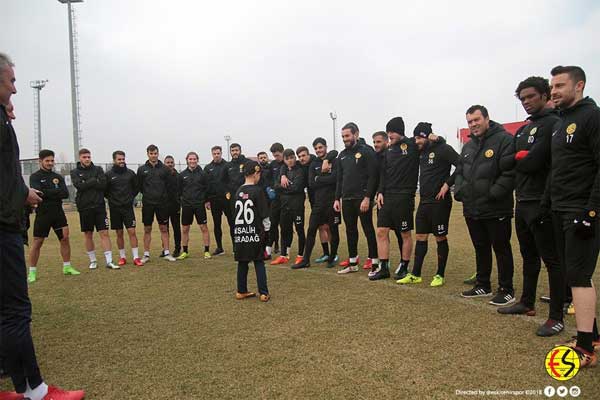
[204,159,231,250]
[71,162,108,232]
[30,169,69,238]
[179,166,209,225]
[336,141,378,260]
[137,160,170,226]
[454,121,515,292]
[223,155,248,241]
[512,108,564,321]
[105,165,138,230]
[275,163,306,257]
[166,168,181,253]
[267,159,285,249]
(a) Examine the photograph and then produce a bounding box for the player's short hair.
[164,155,174,161]
[39,149,54,160]
[146,144,159,153]
[296,146,309,156]
[551,65,586,87]
[78,148,91,156]
[230,143,241,150]
[515,76,551,98]
[372,131,388,140]
[312,137,327,147]
[342,122,359,134]
[465,105,489,118]
[211,145,222,152]
[0,52,14,72]
[270,142,284,153]
[112,150,125,160]
[257,151,267,158]
[283,148,295,159]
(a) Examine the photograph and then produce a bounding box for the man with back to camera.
[137,144,176,262]
[177,151,212,260]
[0,51,85,400]
[164,155,182,258]
[27,149,80,283]
[203,145,231,255]
[70,148,118,270]
[454,105,516,306]
[334,122,379,274]
[546,65,600,365]
[105,150,143,267]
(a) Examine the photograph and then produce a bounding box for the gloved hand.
[515,150,529,161]
[574,210,597,240]
[266,187,277,201]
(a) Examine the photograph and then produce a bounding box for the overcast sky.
[4,0,599,164]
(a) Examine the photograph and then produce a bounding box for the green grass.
[1,204,599,399]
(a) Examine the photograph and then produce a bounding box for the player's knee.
[415,233,428,241]
[434,235,447,242]
[376,228,388,239]
[200,224,208,232]
[144,226,152,233]
[159,224,168,233]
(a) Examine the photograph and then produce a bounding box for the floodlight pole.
[224,135,231,161]
[329,111,337,150]
[30,80,48,156]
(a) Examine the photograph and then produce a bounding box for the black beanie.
[243,160,262,176]
[385,117,405,135]
[413,122,432,138]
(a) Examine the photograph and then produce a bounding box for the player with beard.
[204,146,231,256]
[265,143,284,257]
[105,150,142,267]
[223,143,248,244]
[163,155,182,257]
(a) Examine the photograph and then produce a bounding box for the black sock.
[204,245,209,252]
[183,246,188,253]
[401,259,410,271]
[436,239,449,277]
[412,241,428,277]
[593,318,599,341]
[321,242,329,256]
[576,331,594,353]
[381,259,389,269]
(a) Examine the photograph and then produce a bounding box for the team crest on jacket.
[485,149,494,158]
[566,123,577,135]
[428,152,435,159]
[400,143,408,151]
[355,152,362,159]
[52,178,60,184]
[226,192,231,200]
[529,127,537,136]
[239,165,244,172]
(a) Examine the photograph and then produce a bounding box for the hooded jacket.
[70,162,107,211]
[179,166,208,207]
[105,164,138,208]
[454,121,515,219]
[137,160,170,206]
[335,141,378,200]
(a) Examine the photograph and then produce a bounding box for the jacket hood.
[145,159,164,168]
[111,164,128,173]
[77,161,95,170]
[528,107,557,121]
[562,96,597,114]
[469,120,507,142]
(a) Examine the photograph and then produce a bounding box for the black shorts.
[182,206,207,225]
[553,211,600,288]
[33,208,68,238]
[79,207,109,232]
[109,206,136,230]
[415,200,452,236]
[377,194,414,231]
[311,205,341,226]
[142,204,169,226]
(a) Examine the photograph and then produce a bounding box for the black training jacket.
[203,160,229,199]
[513,108,560,203]
[30,169,69,211]
[105,165,138,208]
[179,166,208,207]
[454,121,515,219]
[335,142,378,200]
[0,105,29,232]
[548,97,600,213]
[166,169,180,207]
[70,162,106,211]
[258,161,272,191]
[275,163,306,209]
[309,156,338,207]
[378,136,420,196]
[137,160,170,206]
[418,140,460,204]
[223,155,248,196]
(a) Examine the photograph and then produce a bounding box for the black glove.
[574,210,597,240]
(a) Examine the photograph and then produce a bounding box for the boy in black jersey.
[28,149,79,282]
[234,161,271,302]
[271,149,306,265]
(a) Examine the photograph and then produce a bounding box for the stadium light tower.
[30,80,48,156]
[224,135,231,160]
[329,111,337,150]
[58,0,84,162]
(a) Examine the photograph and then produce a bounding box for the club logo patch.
[566,123,576,135]
[400,143,408,151]
[529,127,537,136]
[226,192,231,200]
[239,165,244,172]
[485,149,494,158]
[254,165,261,172]
[238,192,244,198]
[52,178,60,184]
[355,152,362,159]
[428,152,435,159]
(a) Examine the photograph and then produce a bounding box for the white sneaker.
[141,255,150,264]
[164,254,177,262]
[106,262,120,270]
[89,261,98,269]
[337,265,359,274]
[368,266,381,277]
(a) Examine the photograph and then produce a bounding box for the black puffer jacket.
[70,162,107,211]
[454,121,515,219]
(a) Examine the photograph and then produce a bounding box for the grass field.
[1,203,599,399]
